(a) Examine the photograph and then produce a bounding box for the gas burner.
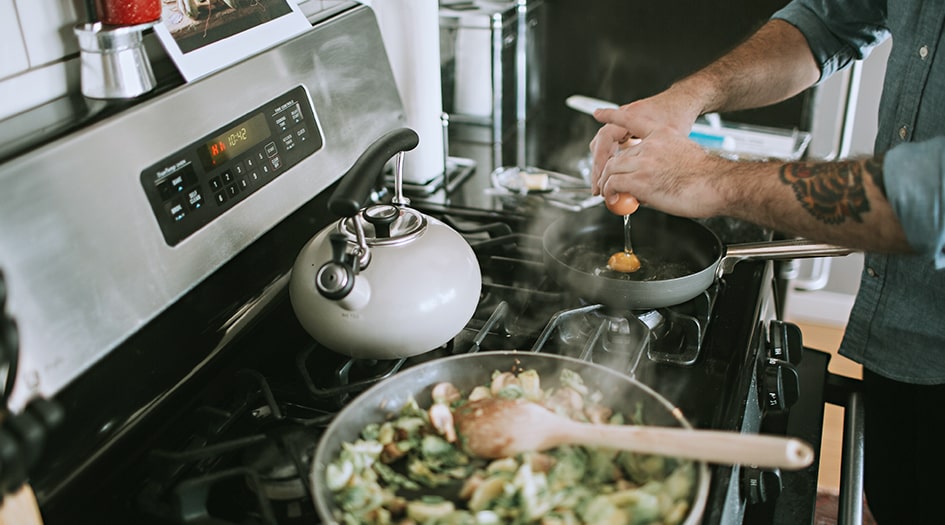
[527,304,648,376]
[296,346,407,404]
[242,426,321,501]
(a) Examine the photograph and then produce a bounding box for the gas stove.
[33,195,824,525]
[0,4,829,524]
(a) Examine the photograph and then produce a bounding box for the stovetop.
[33,175,797,524]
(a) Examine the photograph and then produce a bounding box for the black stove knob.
[767,320,803,365]
[762,358,800,413]
[741,465,782,505]
[0,270,18,407]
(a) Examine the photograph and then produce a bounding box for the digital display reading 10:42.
[199,112,272,170]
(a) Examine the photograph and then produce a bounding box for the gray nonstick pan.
[542,205,852,309]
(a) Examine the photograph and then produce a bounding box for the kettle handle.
[328,127,420,217]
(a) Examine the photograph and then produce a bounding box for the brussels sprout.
[325,368,697,525]
[406,497,456,522]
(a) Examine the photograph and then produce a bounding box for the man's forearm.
[671,19,821,116]
[717,157,912,254]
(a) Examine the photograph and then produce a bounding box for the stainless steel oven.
[0,3,855,524]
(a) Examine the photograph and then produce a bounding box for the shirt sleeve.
[884,139,945,269]
[771,0,890,82]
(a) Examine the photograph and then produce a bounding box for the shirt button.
[866,267,878,278]
[899,126,908,139]
[919,45,929,59]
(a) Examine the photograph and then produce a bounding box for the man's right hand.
[588,88,703,198]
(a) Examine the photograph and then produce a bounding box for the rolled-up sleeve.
[884,139,945,268]
[772,0,890,82]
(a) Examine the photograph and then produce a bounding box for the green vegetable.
[325,369,697,525]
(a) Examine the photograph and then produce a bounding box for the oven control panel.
[140,86,323,246]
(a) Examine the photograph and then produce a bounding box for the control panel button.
[265,142,278,158]
[214,192,227,206]
[166,199,186,222]
[209,176,223,192]
[187,189,204,211]
[282,134,296,151]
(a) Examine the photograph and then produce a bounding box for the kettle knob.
[363,204,399,238]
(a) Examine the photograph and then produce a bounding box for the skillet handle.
[717,239,854,278]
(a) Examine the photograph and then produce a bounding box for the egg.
[607,250,641,273]
[606,193,639,216]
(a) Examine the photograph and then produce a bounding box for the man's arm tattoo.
[778,159,876,224]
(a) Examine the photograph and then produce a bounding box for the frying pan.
[310,351,711,525]
[542,205,853,309]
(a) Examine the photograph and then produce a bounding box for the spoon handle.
[559,422,814,470]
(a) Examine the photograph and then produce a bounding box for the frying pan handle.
[717,239,854,278]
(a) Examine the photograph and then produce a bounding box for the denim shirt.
[773,0,945,383]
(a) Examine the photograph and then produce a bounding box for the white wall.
[0,0,85,122]
[0,0,330,125]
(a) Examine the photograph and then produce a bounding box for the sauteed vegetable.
[324,368,697,524]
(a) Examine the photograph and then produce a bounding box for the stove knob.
[762,358,799,413]
[768,320,803,365]
[0,270,18,407]
[741,465,782,505]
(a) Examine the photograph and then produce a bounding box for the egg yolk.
[608,250,641,273]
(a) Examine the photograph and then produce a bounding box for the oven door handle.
[826,373,865,525]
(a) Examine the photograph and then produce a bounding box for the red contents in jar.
[95,0,162,26]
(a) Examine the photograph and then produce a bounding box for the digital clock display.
[198,112,271,170]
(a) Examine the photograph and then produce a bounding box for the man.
[589,1,945,523]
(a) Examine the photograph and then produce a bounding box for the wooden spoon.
[0,484,44,525]
[454,398,814,471]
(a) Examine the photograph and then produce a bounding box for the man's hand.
[589,89,703,199]
[596,126,729,219]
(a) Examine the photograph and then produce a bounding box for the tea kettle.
[289,128,482,359]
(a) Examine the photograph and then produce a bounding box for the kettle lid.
[341,204,427,245]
